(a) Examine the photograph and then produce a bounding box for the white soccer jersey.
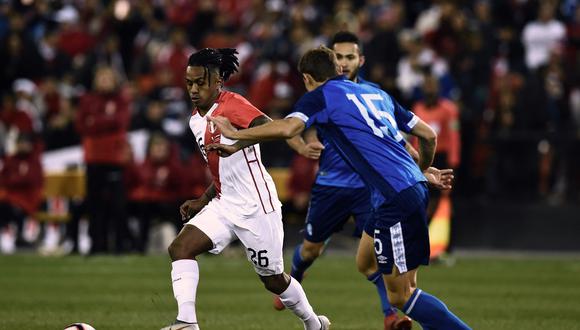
[188,91,282,216]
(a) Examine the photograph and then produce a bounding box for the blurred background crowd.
[0,0,579,255]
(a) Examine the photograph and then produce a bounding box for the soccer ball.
[64,323,96,330]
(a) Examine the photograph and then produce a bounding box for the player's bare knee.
[167,240,183,260]
[260,273,289,295]
[168,239,197,261]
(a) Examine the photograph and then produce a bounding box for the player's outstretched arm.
[207,115,273,157]
[210,116,305,141]
[180,183,216,221]
[410,118,437,171]
[286,133,324,159]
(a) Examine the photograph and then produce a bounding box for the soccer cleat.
[159,321,200,330]
[272,294,285,310]
[384,314,412,330]
[318,315,331,330]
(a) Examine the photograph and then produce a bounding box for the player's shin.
[171,259,200,324]
[291,244,314,282]
[403,289,471,330]
[278,277,322,330]
[367,270,398,317]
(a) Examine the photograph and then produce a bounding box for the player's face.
[185,66,222,111]
[333,42,364,81]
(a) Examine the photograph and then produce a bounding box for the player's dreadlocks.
[187,48,239,83]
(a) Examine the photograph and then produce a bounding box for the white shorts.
[186,198,284,276]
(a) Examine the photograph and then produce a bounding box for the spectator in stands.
[396,31,456,105]
[125,132,183,253]
[0,93,35,142]
[41,77,78,150]
[75,66,130,254]
[77,35,128,90]
[179,150,211,203]
[522,2,566,72]
[54,5,95,60]
[37,27,72,79]
[13,78,43,133]
[147,69,190,139]
[0,133,43,254]
[412,73,460,219]
[155,28,195,88]
[285,153,318,222]
[0,32,44,92]
[364,3,403,95]
[132,99,169,134]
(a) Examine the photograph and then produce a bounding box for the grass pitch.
[1,252,579,330]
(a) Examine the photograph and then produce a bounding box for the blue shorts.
[369,183,430,274]
[304,184,372,243]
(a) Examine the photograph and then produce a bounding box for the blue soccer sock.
[290,244,314,282]
[367,271,397,317]
[403,289,471,330]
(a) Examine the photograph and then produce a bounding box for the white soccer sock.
[171,259,199,324]
[279,277,321,330]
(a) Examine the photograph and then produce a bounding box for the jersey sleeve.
[285,89,326,129]
[390,95,418,133]
[225,94,266,129]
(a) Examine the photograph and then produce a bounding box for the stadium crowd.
[0,0,579,254]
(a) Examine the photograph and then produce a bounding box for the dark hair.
[329,31,362,51]
[298,46,340,82]
[187,48,239,82]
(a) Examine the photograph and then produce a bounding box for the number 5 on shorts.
[374,229,383,254]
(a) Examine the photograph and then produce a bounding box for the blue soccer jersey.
[313,76,382,188]
[287,75,426,207]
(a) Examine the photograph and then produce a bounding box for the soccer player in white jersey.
[160,48,330,330]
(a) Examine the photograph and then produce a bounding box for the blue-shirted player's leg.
[292,185,352,282]
[291,240,328,282]
[358,233,413,330]
[355,194,412,330]
[274,185,351,310]
[381,268,470,330]
[291,243,313,282]
[357,222,396,318]
[374,184,470,330]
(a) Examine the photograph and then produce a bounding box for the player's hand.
[209,116,238,139]
[206,143,238,157]
[300,141,325,159]
[179,199,207,221]
[423,167,454,190]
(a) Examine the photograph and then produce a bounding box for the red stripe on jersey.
[205,128,221,196]
[250,146,274,211]
[242,148,267,214]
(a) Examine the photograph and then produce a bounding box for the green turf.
[1,253,579,329]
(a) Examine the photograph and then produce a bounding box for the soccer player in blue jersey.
[281,31,429,330]
[208,47,471,330]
